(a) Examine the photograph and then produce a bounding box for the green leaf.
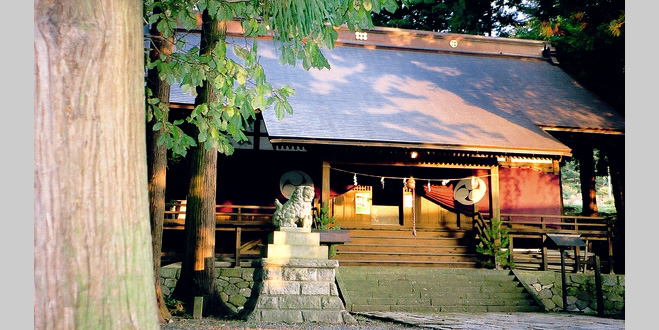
[148,13,159,24]
[156,133,168,147]
[284,102,294,115]
[236,70,247,86]
[274,102,285,120]
[371,0,381,13]
[233,44,249,60]
[198,130,208,143]
[363,0,372,11]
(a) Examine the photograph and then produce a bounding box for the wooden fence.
[163,201,276,266]
[478,213,615,273]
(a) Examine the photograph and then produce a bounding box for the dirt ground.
[161,314,418,330]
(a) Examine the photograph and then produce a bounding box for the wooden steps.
[333,228,478,268]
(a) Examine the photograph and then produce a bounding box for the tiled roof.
[169,33,624,157]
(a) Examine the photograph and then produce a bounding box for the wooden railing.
[164,201,276,225]
[477,213,615,273]
[163,202,276,267]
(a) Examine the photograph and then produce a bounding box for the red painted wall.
[476,167,562,217]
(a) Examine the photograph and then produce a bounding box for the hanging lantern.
[353,173,358,186]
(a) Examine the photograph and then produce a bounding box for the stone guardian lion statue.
[272,185,315,229]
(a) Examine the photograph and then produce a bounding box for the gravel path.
[161,314,418,329]
[161,312,625,330]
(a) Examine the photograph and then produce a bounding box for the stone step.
[339,273,519,282]
[350,304,543,313]
[349,294,535,306]
[341,282,525,294]
[336,260,479,268]
[336,267,541,314]
[334,253,477,262]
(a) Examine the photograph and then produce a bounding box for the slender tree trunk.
[146,3,174,322]
[171,13,230,316]
[577,147,599,216]
[35,0,159,329]
[604,143,625,274]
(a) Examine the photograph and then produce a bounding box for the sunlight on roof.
[411,61,462,76]
[306,62,365,95]
[363,74,565,148]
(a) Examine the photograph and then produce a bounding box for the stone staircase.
[336,267,542,313]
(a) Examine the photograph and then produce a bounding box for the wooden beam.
[268,137,571,157]
[322,161,330,209]
[331,161,494,169]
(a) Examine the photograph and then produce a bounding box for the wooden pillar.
[489,166,501,221]
[322,161,330,209]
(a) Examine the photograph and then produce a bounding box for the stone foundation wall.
[160,263,256,314]
[514,270,624,316]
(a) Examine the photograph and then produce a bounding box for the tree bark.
[35,0,159,329]
[146,3,175,323]
[171,13,230,316]
[577,147,599,217]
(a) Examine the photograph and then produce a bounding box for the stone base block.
[244,257,353,324]
[270,230,320,246]
[248,309,356,324]
[263,244,328,260]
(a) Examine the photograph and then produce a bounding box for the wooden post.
[594,255,604,316]
[509,235,514,265]
[489,166,501,222]
[322,161,330,209]
[234,227,242,268]
[607,218,614,274]
[193,296,204,319]
[574,246,581,273]
[560,248,568,312]
[583,240,590,273]
[542,234,548,271]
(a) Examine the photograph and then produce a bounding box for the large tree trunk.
[146,3,174,323]
[34,0,159,329]
[577,147,599,217]
[171,13,229,316]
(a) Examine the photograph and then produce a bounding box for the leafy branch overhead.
[144,0,402,157]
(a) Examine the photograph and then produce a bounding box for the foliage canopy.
[144,0,401,157]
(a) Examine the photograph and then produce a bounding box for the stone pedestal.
[245,228,355,324]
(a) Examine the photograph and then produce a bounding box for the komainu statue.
[273,185,315,229]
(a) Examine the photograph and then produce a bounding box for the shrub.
[476,217,514,270]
